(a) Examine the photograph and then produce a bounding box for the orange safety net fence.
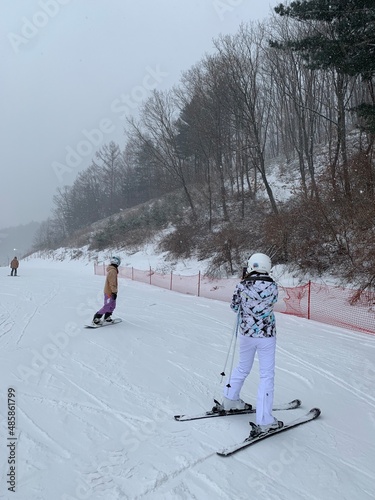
[94,263,375,335]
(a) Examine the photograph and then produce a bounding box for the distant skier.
[220,253,283,436]
[10,256,19,276]
[92,256,121,325]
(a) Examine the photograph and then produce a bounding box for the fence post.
[307,280,311,320]
[198,271,201,297]
[170,271,173,291]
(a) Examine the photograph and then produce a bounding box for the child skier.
[92,256,121,325]
[221,252,283,436]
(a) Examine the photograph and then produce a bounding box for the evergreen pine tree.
[272,0,375,131]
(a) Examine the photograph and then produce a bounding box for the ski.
[174,399,301,422]
[84,318,122,329]
[217,407,321,457]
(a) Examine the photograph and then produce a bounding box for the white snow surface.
[1,256,375,500]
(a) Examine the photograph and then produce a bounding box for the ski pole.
[220,309,240,385]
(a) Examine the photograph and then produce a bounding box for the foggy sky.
[1,0,277,230]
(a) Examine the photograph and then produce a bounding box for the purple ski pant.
[97,293,116,315]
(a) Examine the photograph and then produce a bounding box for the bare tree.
[93,141,122,215]
[214,23,279,214]
[265,17,324,198]
[127,90,198,219]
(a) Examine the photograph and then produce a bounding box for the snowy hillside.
[0,257,374,500]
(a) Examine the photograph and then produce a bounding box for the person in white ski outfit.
[222,253,283,434]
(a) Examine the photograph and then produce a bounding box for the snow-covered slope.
[0,258,374,499]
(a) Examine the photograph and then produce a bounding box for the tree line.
[35,1,375,290]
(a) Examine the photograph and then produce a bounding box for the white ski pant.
[224,335,276,425]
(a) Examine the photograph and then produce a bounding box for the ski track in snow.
[15,305,39,346]
[0,313,14,342]
[17,405,71,460]
[1,280,61,347]
[20,389,126,441]
[67,357,170,427]
[302,440,375,497]
[277,366,314,388]
[277,345,375,409]
[51,365,144,427]
[339,457,375,483]
[135,452,217,499]
[237,458,323,500]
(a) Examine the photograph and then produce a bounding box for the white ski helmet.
[247,253,272,274]
[110,256,121,267]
